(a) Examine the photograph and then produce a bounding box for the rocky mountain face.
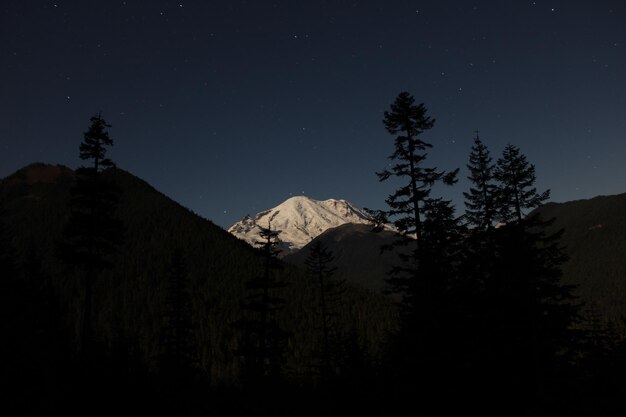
[228,196,375,254]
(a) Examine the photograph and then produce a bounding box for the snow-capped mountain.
[228,196,374,253]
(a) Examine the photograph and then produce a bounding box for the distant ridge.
[534,192,626,325]
[284,223,402,291]
[2,162,74,185]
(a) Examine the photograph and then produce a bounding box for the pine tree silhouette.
[487,217,579,397]
[234,216,290,385]
[362,208,389,232]
[396,198,465,368]
[79,114,115,172]
[376,93,463,402]
[495,143,550,223]
[304,241,344,382]
[377,92,458,244]
[463,145,579,398]
[159,247,198,378]
[463,132,498,230]
[57,114,124,360]
[376,92,459,302]
[457,141,581,401]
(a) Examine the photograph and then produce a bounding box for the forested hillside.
[0,163,396,387]
[284,223,400,291]
[536,194,626,328]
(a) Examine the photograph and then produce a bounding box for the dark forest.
[2,93,626,416]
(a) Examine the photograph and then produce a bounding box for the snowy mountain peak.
[228,196,374,253]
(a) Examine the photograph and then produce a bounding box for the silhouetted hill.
[4,164,626,414]
[0,163,396,385]
[535,193,626,327]
[287,193,626,331]
[284,223,402,291]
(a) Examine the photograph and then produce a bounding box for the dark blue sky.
[2,1,625,228]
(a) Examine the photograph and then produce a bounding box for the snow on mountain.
[228,196,374,253]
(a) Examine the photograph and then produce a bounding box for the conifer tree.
[459,137,501,376]
[304,241,344,381]
[79,114,115,172]
[235,216,289,384]
[494,144,549,223]
[463,132,498,230]
[377,93,463,396]
[58,114,124,359]
[487,217,579,396]
[460,142,579,396]
[159,247,197,377]
[377,92,459,301]
[377,92,458,243]
[362,208,388,232]
[399,197,465,353]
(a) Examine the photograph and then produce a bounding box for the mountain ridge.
[284,222,402,291]
[0,162,396,384]
[228,195,376,253]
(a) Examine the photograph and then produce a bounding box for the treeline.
[0,117,394,415]
[2,96,626,415]
[373,92,576,412]
[367,92,626,414]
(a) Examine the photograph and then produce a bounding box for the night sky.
[2,1,625,228]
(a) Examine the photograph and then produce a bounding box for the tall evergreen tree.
[494,144,549,223]
[377,93,463,399]
[463,132,498,230]
[459,142,580,399]
[159,247,197,377]
[376,92,459,300]
[79,114,115,172]
[398,197,465,354]
[304,241,344,382]
[377,92,458,243]
[235,216,289,384]
[57,114,124,359]
[486,217,579,397]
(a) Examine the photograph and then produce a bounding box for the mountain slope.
[228,196,374,253]
[535,193,626,324]
[0,163,396,384]
[284,223,402,291]
[286,193,626,324]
